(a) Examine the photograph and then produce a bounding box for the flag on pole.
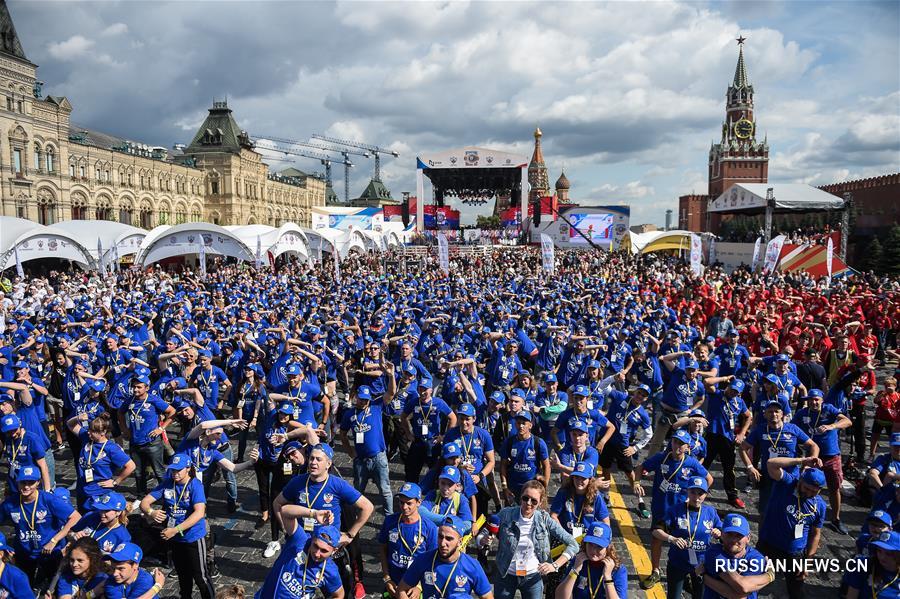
[437,233,449,275]
[97,238,104,274]
[708,237,717,265]
[763,235,786,275]
[751,237,762,272]
[199,242,207,280]
[689,234,703,276]
[826,237,834,286]
[318,236,324,265]
[112,244,120,273]
[14,244,23,279]
[333,242,341,283]
[255,235,263,270]
[540,234,555,274]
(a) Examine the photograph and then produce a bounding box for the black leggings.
[255,460,279,514]
[170,537,216,599]
[704,432,739,499]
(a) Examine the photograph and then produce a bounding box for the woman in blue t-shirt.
[69,491,132,555]
[138,453,215,599]
[229,362,268,462]
[0,532,33,599]
[554,522,628,599]
[56,536,108,599]
[550,461,610,540]
[66,412,135,510]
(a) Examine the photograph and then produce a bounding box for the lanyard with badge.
[355,407,370,445]
[91,522,119,543]
[429,551,460,598]
[83,440,108,484]
[766,426,784,459]
[620,406,640,437]
[661,454,686,493]
[419,400,433,436]
[300,475,330,532]
[19,494,40,549]
[569,493,588,539]
[460,432,475,466]
[793,494,818,539]
[397,518,424,559]
[871,571,900,598]
[167,481,190,529]
[723,397,738,431]
[685,507,702,565]
[300,553,326,599]
[585,562,605,598]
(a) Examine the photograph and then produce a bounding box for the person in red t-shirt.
[871,377,900,459]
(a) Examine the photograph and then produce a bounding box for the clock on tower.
[734,118,754,139]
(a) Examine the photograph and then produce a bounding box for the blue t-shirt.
[793,404,842,457]
[707,390,748,442]
[148,477,207,543]
[443,427,494,474]
[0,490,75,558]
[759,470,827,554]
[401,549,492,599]
[550,489,610,535]
[121,392,170,446]
[641,452,709,521]
[844,568,900,598]
[76,430,130,498]
[635,352,664,390]
[281,380,322,426]
[57,571,107,598]
[258,410,289,464]
[871,453,900,481]
[403,397,453,445]
[230,382,267,421]
[556,408,610,449]
[377,515,439,583]
[340,403,387,459]
[604,392,652,446]
[745,423,810,477]
[421,491,474,522]
[715,344,751,378]
[255,528,342,599]
[281,474,363,531]
[662,368,705,412]
[703,544,767,599]
[0,562,35,599]
[557,447,600,471]
[4,429,48,492]
[103,568,159,599]
[664,503,723,573]
[500,434,549,492]
[71,511,132,554]
[190,365,228,405]
[567,561,628,599]
[176,437,226,474]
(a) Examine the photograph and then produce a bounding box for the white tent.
[53,220,146,263]
[136,222,255,266]
[303,228,368,259]
[225,223,311,260]
[626,230,698,254]
[708,183,846,214]
[0,216,96,271]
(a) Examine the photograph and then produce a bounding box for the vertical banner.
[14,244,23,279]
[112,244,120,273]
[540,234,555,274]
[317,236,324,265]
[255,235,263,269]
[333,242,341,283]
[763,234,786,274]
[826,237,834,286]
[750,237,762,272]
[437,233,449,275]
[690,233,702,276]
[198,242,207,280]
[96,238,104,274]
[708,237,717,265]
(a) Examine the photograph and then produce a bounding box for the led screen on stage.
[568,213,614,245]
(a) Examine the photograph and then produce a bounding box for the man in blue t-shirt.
[499,411,550,503]
[104,543,163,599]
[256,524,343,599]
[401,379,456,483]
[704,378,752,509]
[758,457,828,599]
[647,354,705,456]
[378,483,439,592]
[119,376,175,495]
[702,513,773,599]
[443,402,495,517]
[1,413,51,493]
[340,385,392,516]
[793,388,852,534]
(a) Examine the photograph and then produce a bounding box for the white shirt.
[506,510,541,576]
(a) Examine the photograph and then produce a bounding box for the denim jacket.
[495,506,578,576]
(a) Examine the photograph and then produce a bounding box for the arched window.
[71,193,87,220]
[45,147,54,173]
[96,196,113,221]
[33,143,41,172]
[174,203,187,224]
[119,199,133,225]
[190,206,201,222]
[139,201,153,229]
[36,189,56,225]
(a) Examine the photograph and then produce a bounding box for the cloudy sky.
[13,1,899,225]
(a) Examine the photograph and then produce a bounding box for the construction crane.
[253,140,352,201]
[252,135,370,203]
[311,134,399,183]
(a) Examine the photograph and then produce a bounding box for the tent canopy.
[137,222,255,266]
[627,230,697,254]
[52,220,146,261]
[708,183,846,215]
[0,216,96,270]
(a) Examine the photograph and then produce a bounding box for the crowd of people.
[0,245,898,599]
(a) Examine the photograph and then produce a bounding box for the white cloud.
[47,35,94,60]
[101,23,128,37]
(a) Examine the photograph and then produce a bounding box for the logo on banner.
[464,151,479,166]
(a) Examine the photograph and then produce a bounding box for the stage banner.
[708,237,717,264]
[14,244,23,279]
[690,233,702,276]
[751,237,762,272]
[437,233,449,274]
[826,237,834,285]
[763,235,786,274]
[540,234,555,274]
[423,206,460,230]
[198,242,207,280]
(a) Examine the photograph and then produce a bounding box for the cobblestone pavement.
[4,391,885,598]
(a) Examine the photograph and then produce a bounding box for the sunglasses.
[520,495,540,505]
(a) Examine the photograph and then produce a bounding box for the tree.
[857,237,883,273]
[475,215,501,230]
[881,225,900,276]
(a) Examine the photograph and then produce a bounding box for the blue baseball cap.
[1,414,21,433]
[871,531,900,552]
[166,453,192,471]
[456,403,476,418]
[398,482,422,500]
[91,492,127,512]
[583,522,612,548]
[440,515,466,536]
[277,401,294,415]
[439,466,461,484]
[53,487,71,503]
[687,476,709,492]
[572,462,595,479]
[107,542,143,563]
[13,361,28,370]
[544,373,557,383]
[312,525,341,548]
[197,349,212,359]
[891,433,900,448]
[15,465,41,483]
[727,329,739,336]
[775,354,790,362]
[633,384,651,396]
[869,510,893,527]
[311,443,334,460]
[764,400,784,411]
[672,429,692,445]
[514,410,533,422]
[489,390,506,403]
[722,513,750,536]
[800,468,826,487]
[569,420,589,434]
[588,360,602,369]
[684,360,699,371]
[286,364,303,376]
[442,443,462,458]
[572,385,589,397]
[804,389,824,400]
[419,378,433,390]
[356,386,372,402]
[729,379,746,393]
[0,532,12,553]
[132,375,151,385]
